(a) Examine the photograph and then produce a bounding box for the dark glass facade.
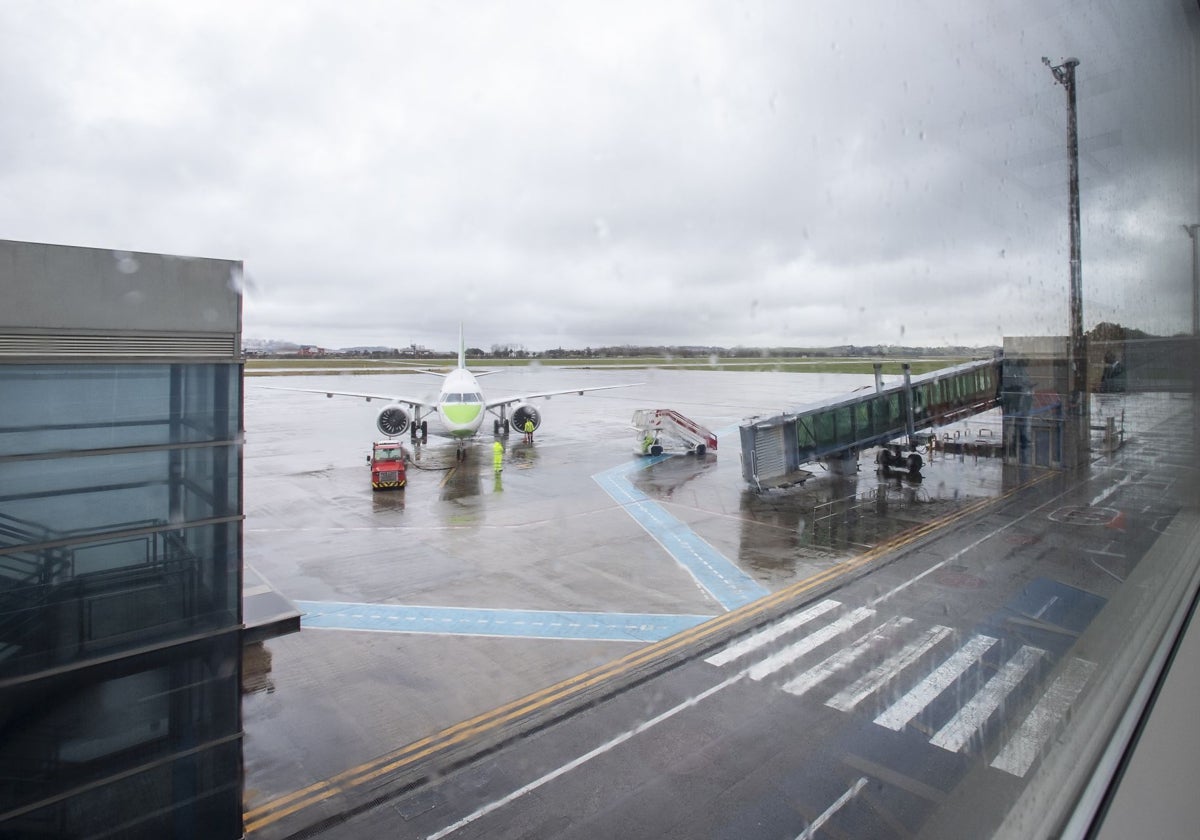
[0,362,243,838]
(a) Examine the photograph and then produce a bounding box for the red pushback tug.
[368,440,407,490]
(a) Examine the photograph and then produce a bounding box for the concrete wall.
[0,239,242,359]
[1001,336,1069,468]
[1002,336,1071,395]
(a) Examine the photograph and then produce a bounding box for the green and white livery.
[266,326,638,460]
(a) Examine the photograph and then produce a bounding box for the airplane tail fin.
[458,324,466,369]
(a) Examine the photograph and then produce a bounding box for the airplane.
[263,327,640,459]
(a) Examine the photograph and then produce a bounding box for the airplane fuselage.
[262,327,638,454]
[437,368,486,439]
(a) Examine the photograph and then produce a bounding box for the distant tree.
[1087,322,1154,342]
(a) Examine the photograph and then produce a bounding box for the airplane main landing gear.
[877,445,923,478]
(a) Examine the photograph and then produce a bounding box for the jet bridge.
[740,357,1003,490]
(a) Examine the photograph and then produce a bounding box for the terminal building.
[0,240,247,837]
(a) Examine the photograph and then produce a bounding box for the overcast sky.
[2,1,1196,352]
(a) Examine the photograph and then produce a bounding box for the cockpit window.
[443,392,482,404]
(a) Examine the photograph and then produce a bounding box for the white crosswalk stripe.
[929,645,1044,752]
[825,624,954,713]
[747,608,875,681]
[704,599,840,667]
[781,616,912,699]
[990,657,1096,776]
[874,634,998,731]
[705,604,1093,779]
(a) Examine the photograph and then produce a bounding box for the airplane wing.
[485,382,640,410]
[374,360,507,377]
[257,384,436,411]
[372,360,453,377]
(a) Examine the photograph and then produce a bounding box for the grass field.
[244,356,975,377]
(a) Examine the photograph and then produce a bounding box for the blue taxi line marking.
[293,440,763,641]
[295,600,713,642]
[592,454,769,612]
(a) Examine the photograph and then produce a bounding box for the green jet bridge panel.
[739,357,1003,490]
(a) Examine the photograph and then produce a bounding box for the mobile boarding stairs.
[633,409,718,457]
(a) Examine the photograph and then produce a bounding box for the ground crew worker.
[523,418,535,444]
[493,439,504,472]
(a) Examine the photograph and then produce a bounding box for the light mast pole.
[1043,56,1088,466]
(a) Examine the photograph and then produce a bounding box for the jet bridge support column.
[1001,337,1066,469]
[902,363,917,448]
[828,450,859,476]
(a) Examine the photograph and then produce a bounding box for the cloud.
[1,0,1196,351]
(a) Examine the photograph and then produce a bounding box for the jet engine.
[376,404,410,437]
[510,403,541,433]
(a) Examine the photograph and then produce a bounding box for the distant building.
[0,240,246,837]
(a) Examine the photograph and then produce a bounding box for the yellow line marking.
[245,470,1054,832]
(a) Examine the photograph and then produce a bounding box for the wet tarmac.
[239,368,1161,835]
